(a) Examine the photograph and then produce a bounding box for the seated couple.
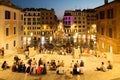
[56,65,64,75]
[96,61,113,72]
[37,64,47,75]
[72,65,84,75]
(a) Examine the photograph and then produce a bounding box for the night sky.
[11,0,113,20]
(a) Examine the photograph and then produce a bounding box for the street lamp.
[30,32,33,47]
[50,36,52,43]
[23,37,27,48]
[70,24,75,47]
[73,32,78,47]
[92,24,97,52]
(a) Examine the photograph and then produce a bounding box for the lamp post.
[92,24,97,52]
[23,37,27,48]
[50,36,52,43]
[71,24,75,47]
[73,32,78,47]
[30,32,33,47]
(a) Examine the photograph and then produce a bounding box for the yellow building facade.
[0,1,24,52]
[23,8,57,47]
[63,9,96,47]
[96,0,120,54]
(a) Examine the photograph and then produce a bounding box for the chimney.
[104,0,108,4]
[7,0,12,6]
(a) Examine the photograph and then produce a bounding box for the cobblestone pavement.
[0,53,120,80]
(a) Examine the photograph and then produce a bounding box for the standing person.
[38,58,43,66]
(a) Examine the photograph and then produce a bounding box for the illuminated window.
[42,32,44,36]
[102,42,104,49]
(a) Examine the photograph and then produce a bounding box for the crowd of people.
[0,48,113,79]
[13,57,47,75]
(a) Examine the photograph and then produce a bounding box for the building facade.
[84,9,96,50]
[23,8,58,48]
[95,0,120,54]
[0,0,24,52]
[63,9,96,48]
